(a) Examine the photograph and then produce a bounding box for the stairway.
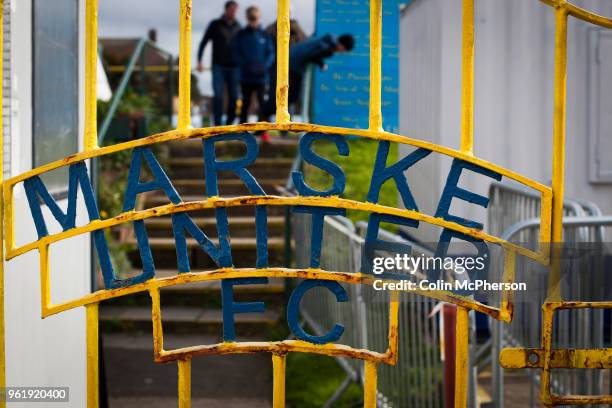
[100,137,298,406]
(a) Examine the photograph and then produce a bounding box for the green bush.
[286,353,362,407]
[98,89,172,143]
[304,138,398,226]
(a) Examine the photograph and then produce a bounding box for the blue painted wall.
[312,0,400,133]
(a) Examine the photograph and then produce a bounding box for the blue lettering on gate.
[367,142,431,210]
[24,162,118,287]
[22,133,503,344]
[431,159,502,293]
[291,133,349,197]
[122,146,182,287]
[287,280,348,344]
[204,133,266,267]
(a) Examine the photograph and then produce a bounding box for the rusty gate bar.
[178,0,192,130]
[486,181,605,408]
[543,2,611,406]
[272,354,286,408]
[86,304,99,408]
[548,4,568,303]
[499,217,612,406]
[177,358,191,408]
[275,0,290,123]
[457,0,476,401]
[460,0,474,155]
[369,0,382,131]
[492,216,609,407]
[84,0,98,150]
[85,0,101,399]
[364,361,378,406]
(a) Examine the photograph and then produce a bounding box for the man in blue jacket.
[232,5,274,132]
[288,33,355,106]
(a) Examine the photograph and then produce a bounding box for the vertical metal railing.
[177,0,191,131]
[84,1,100,405]
[98,38,146,143]
[487,181,608,408]
[291,212,446,407]
[97,38,174,144]
[85,0,99,151]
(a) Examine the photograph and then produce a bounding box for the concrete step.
[479,372,542,408]
[103,333,273,403]
[476,384,493,407]
[141,215,285,238]
[108,397,271,408]
[105,271,286,307]
[126,236,286,269]
[100,305,281,336]
[126,236,284,250]
[158,178,287,196]
[167,138,298,159]
[168,157,294,179]
[141,195,288,217]
[169,157,294,167]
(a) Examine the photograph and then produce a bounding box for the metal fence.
[292,213,445,407]
[486,182,610,408]
[291,180,610,407]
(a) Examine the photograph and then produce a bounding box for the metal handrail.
[500,216,611,242]
[488,180,602,249]
[489,181,586,216]
[355,220,435,257]
[489,215,612,408]
[98,38,173,144]
[575,199,603,216]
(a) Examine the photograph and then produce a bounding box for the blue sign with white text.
[312,0,400,133]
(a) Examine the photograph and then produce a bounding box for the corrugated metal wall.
[399,0,444,243]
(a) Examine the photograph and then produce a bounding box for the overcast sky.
[99,0,316,95]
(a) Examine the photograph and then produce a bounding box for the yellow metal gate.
[0,0,611,407]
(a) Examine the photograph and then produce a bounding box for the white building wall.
[400,0,612,242]
[4,1,90,406]
[400,0,443,243]
[3,3,11,179]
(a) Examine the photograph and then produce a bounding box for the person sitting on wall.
[288,33,355,107]
[232,5,275,141]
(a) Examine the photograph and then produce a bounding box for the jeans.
[212,64,239,126]
[240,82,266,124]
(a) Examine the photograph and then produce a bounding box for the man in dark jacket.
[232,6,274,126]
[288,33,354,105]
[197,1,241,126]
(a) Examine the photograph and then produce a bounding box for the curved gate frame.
[0,0,610,407]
